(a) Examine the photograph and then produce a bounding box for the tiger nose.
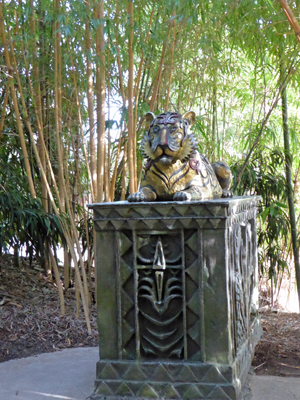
[159,129,168,145]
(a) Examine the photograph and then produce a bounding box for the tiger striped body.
[128,111,232,203]
[142,152,222,201]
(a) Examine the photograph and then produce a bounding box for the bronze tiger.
[128,111,232,202]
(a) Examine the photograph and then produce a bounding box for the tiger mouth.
[157,154,174,164]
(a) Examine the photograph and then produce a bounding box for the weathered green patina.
[88,197,262,400]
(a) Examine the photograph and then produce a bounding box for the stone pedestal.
[88,196,262,400]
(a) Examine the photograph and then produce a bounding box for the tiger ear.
[145,112,155,129]
[183,111,196,127]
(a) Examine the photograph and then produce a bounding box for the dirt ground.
[252,311,300,376]
[1,254,300,377]
[0,254,98,363]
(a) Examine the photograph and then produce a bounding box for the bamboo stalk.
[278,0,300,44]
[149,20,172,112]
[280,59,300,308]
[85,0,97,200]
[104,142,110,202]
[0,81,9,141]
[133,8,155,189]
[75,274,80,317]
[114,1,126,105]
[133,18,152,115]
[18,36,62,208]
[0,5,36,198]
[10,60,92,333]
[121,141,127,201]
[106,59,111,201]
[68,42,94,200]
[82,202,92,303]
[54,1,68,293]
[186,57,196,110]
[49,250,65,315]
[18,30,83,298]
[29,0,48,211]
[137,158,143,190]
[6,7,91,332]
[95,0,106,202]
[236,59,296,185]
[127,0,135,195]
[165,8,176,111]
[54,0,65,210]
[63,131,72,291]
[110,129,123,201]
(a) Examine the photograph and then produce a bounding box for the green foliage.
[0,184,65,264]
[0,136,65,264]
[231,147,290,280]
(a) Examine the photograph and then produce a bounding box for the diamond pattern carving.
[123,364,147,381]
[95,361,233,382]
[202,366,229,383]
[137,384,158,398]
[119,231,135,359]
[183,383,204,399]
[184,230,201,360]
[151,364,174,382]
[92,201,257,231]
[208,386,231,399]
[162,385,181,399]
[99,363,119,380]
[176,365,198,382]
[93,361,237,399]
[115,382,134,396]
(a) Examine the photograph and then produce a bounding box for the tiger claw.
[128,192,146,202]
[173,191,192,201]
[222,189,233,198]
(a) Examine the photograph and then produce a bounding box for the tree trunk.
[280,61,300,308]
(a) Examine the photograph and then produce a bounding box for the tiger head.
[141,111,198,165]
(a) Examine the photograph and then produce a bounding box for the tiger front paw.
[222,189,233,198]
[128,191,146,202]
[173,191,192,201]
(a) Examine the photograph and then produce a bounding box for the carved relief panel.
[119,229,201,362]
[230,218,257,355]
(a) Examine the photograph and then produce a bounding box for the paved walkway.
[0,347,300,400]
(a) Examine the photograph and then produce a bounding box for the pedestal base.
[88,197,262,400]
[90,318,261,400]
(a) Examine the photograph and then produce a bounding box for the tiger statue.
[128,111,232,202]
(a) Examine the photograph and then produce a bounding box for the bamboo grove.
[1,0,300,329]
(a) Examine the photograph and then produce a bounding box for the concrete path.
[250,375,300,400]
[0,347,300,400]
[0,347,98,400]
